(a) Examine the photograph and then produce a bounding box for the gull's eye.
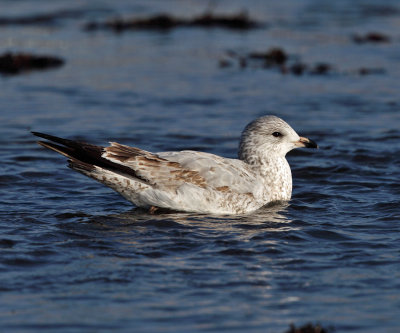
[272,132,282,138]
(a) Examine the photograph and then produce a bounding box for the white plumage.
[33,115,317,215]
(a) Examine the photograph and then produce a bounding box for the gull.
[32,115,317,214]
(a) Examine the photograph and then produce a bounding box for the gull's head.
[238,115,317,163]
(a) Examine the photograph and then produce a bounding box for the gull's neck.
[239,149,293,202]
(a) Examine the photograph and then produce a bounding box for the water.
[1,0,400,332]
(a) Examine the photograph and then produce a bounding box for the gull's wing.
[33,132,258,195]
[102,143,209,190]
[32,132,147,182]
[33,133,210,191]
[157,150,257,192]
[104,143,257,193]
[33,133,263,213]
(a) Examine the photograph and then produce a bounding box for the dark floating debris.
[84,11,260,32]
[310,63,333,75]
[357,67,386,75]
[352,32,391,44]
[248,48,288,66]
[288,62,308,76]
[360,4,400,18]
[284,323,334,333]
[0,52,64,75]
[218,58,233,68]
[220,47,334,76]
[220,47,384,77]
[0,9,87,26]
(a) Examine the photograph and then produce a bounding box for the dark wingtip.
[32,131,56,141]
[68,158,95,172]
[35,140,73,158]
[31,131,78,148]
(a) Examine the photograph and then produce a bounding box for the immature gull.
[32,115,317,214]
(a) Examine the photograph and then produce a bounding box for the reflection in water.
[87,201,292,233]
[73,202,297,258]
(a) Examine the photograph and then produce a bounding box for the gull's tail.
[32,131,140,179]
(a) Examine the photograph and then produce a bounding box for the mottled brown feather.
[216,186,230,192]
[104,143,208,189]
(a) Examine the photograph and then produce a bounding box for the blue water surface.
[1,1,399,332]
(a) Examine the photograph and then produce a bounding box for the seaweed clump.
[220,47,384,77]
[248,48,288,66]
[284,323,334,333]
[219,48,335,76]
[0,9,87,26]
[352,32,391,44]
[0,52,64,75]
[84,11,260,32]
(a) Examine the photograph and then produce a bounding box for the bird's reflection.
[85,201,294,238]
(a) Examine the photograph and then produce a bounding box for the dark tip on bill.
[305,139,318,149]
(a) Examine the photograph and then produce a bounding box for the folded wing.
[104,143,257,194]
[33,133,258,197]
